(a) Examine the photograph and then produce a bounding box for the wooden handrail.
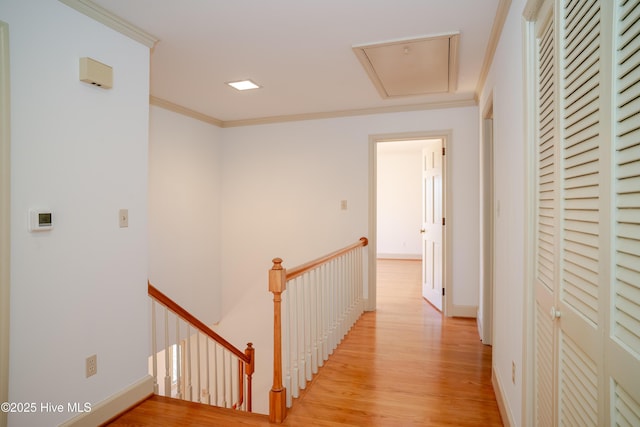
[285,237,368,281]
[148,282,250,364]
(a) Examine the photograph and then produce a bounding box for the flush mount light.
[226,79,261,91]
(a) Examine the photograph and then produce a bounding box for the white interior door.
[422,141,443,311]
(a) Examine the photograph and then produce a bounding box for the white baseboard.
[376,253,421,260]
[60,375,153,427]
[492,369,514,427]
[450,304,478,318]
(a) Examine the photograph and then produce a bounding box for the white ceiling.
[89,0,505,125]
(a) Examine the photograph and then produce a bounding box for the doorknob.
[550,307,561,319]
[420,228,426,234]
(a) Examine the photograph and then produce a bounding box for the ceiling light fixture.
[226,79,261,91]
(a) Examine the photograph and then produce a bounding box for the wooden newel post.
[269,258,287,423]
[245,343,255,412]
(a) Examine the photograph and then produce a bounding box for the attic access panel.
[353,33,459,98]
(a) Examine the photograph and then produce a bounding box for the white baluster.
[230,352,235,409]
[289,280,299,398]
[321,264,329,363]
[175,317,182,399]
[196,332,201,402]
[315,267,323,369]
[310,269,318,375]
[298,277,307,388]
[329,259,337,354]
[164,308,171,396]
[213,343,218,406]
[221,348,227,408]
[304,273,312,382]
[282,290,293,408]
[227,351,232,408]
[338,256,345,341]
[205,339,211,404]
[186,325,192,401]
[151,300,159,395]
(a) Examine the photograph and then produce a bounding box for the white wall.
[376,144,422,259]
[478,0,528,425]
[2,1,150,425]
[214,106,479,413]
[149,105,223,325]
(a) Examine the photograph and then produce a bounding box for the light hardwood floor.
[107,259,502,426]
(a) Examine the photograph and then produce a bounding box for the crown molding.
[475,0,512,98]
[58,0,159,48]
[149,95,477,128]
[150,96,224,127]
[221,97,477,128]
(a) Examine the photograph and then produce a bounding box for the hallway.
[283,259,502,426]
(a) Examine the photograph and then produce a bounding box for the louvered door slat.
[618,221,640,238]
[618,130,640,151]
[614,380,640,427]
[536,302,554,426]
[564,67,599,110]
[560,332,598,426]
[617,52,640,87]
[564,228,600,247]
[617,144,640,164]
[564,0,597,43]
[617,95,640,124]
[618,192,640,209]
[618,1,640,46]
[618,111,640,136]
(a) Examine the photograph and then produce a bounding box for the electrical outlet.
[86,354,97,378]
[512,361,516,384]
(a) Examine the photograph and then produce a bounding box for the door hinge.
[442,288,445,296]
[442,147,446,156]
[442,217,446,226]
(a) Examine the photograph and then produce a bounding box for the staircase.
[147,283,254,412]
[114,237,369,424]
[106,395,272,426]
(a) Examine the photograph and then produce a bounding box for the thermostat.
[29,209,53,232]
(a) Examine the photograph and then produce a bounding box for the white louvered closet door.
[608,0,640,424]
[534,3,558,425]
[557,0,604,424]
[531,0,640,425]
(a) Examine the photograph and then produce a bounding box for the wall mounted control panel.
[29,209,53,232]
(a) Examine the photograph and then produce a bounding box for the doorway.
[368,131,451,314]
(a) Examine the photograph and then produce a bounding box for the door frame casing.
[368,130,452,315]
[480,98,495,345]
[0,20,11,427]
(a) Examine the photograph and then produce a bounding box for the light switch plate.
[119,209,128,228]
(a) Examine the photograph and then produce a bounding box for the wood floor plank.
[106,259,502,426]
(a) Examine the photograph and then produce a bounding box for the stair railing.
[268,237,368,422]
[148,282,255,412]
